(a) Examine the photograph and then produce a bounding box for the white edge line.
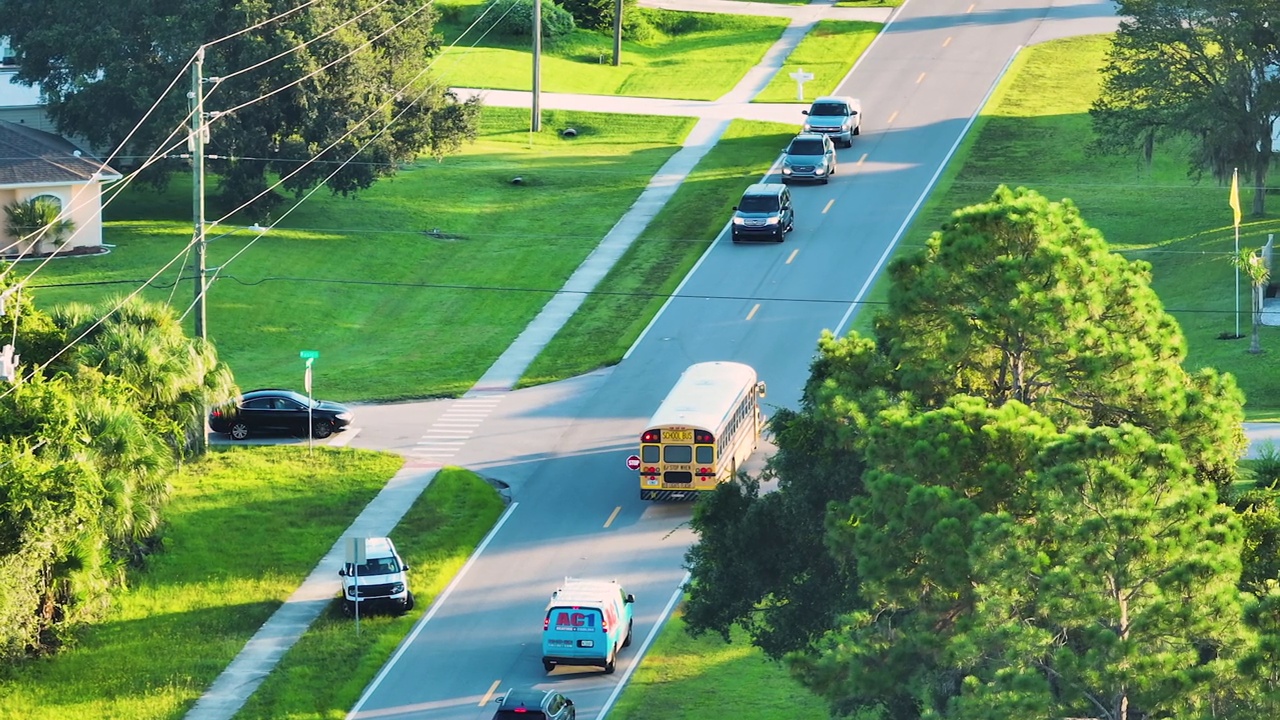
[345,501,520,719]
[831,0,913,91]
[622,151,788,361]
[833,44,1023,337]
[595,571,690,720]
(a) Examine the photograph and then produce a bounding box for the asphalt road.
[346,1,1123,718]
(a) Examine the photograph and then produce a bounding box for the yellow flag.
[1230,168,1242,229]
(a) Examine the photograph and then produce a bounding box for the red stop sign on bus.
[625,455,642,471]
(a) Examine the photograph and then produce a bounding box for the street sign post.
[300,351,319,454]
[345,537,367,635]
[625,455,641,471]
[790,67,815,101]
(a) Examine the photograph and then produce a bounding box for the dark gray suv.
[781,132,837,184]
[731,183,794,243]
[492,689,575,720]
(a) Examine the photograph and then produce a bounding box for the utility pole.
[189,46,212,453]
[532,0,542,132]
[190,46,209,342]
[612,0,622,66]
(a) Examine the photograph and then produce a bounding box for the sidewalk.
[184,3,866,718]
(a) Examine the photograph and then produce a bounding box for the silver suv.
[781,132,837,184]
[802,95,862,148]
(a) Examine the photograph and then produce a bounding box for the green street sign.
[300,350,320,359]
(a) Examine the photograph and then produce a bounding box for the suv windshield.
[787,139,825,155]
[347,556,400,576]
[738,195,780,213]
[809,102,848,117]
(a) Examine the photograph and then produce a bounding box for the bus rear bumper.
[641,489,703,501]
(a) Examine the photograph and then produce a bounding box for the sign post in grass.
[345,537,367,636]
[301,350,319,455]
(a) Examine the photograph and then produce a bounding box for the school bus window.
[664,445,693,463]
[641,446,660,462]
[696,446,714,463]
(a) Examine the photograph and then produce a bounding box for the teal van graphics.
[541,578,635,674]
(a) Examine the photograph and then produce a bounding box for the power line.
[183,0,527,323]
[0,0,330,281]
[26,271,1263,318]
[0,0,527,398]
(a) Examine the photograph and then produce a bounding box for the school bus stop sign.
[626,455,642,471]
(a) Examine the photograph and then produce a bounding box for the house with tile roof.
[0,120,122,257]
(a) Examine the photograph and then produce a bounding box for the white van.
[338,536,414,616]
[541,578,635,674]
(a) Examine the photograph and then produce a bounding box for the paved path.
[185,3,863,719]
[640,0,893,21]
[452,88,807,121]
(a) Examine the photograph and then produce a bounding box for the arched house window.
[5,192,74,257]
[31,193,63,213]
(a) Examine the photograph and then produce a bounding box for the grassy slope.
[519,119,796,386]
[849,34,1280,420]
[27,108,694,402]
[0,447,403,720]
[608,607,827,719]
[232,467,505,720]
[434,5,789,100]
[753,21,882,103]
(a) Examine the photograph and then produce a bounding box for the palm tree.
[3,197,76,256]
[1234,247,1272,354]
[52,295,238,457]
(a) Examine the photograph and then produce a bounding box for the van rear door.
[544,606,605,656]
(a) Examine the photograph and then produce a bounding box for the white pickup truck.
[801,95,862,148]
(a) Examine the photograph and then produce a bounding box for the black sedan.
[209,388,354,440]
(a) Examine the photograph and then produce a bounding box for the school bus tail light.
[694,430,714,444]
[641,430,660,443]
[641,466,660,476]
[696,467,715,476]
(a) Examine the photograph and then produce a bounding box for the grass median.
[232,467,505,720]
[435,4,789,101]
[517,119,796,387]
[607,605,826,719]
[29,108,695,402]
[847,34,1280,419]
[753,21,882,103]
[0,446,403,720]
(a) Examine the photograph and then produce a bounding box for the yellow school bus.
[639,361,766,501]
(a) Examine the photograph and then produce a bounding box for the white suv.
[339,537,414,616]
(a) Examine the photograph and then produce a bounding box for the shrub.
[480,0,576,44]
[1254,442,1280,490]
[559,0,640,33]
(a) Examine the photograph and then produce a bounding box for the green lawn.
[232,467,506,720]
[27,108,695,402]
[847,34,1280,420]
[519,119,796,386]
[754,21,882,103]
[608,606,828,719]
[0,447,404,720]
[433,5,790,100]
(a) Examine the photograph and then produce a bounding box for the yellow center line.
[943,36,952,47]
[966,3,975,12]
[479,680,501,706]
[917,72,927,84]
[857,153,868,166]
[887,111,899,125]
[786,248,799,264]
[822,198,835,213]
[603,506,622,528]
[746,303,760,321]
